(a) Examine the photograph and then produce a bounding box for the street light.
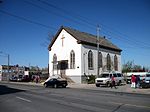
[0,51,10,81]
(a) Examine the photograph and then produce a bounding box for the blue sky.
[0,0,150,68]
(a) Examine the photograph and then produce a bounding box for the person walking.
[110,76,117,89]
[131,74,136,88]
[35,76,39,83]
[136,75,140,88]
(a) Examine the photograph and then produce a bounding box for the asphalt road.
[0,83,150,112]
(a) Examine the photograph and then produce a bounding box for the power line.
[2,0,149,50]
[103,29,150,49]
[102,27,150,48]
[0,9,57,31]
[37,0,96,29]
[37,0,150,49]
[24,0,95,30]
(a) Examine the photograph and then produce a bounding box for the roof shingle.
[48,26,122,52]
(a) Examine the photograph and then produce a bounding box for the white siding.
[49,29,121,83]
[49,29,82,83]
[81,45,98,76]
[81,44,121,77]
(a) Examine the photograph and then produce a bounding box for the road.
[0,83,150,112]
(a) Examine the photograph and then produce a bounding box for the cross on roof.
[61,35,65,47]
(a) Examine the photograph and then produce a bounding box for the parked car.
[43,78,68,88]
[22,75,30,82]
[95,72,124,87]
[17,75,23,82]
[140,73,150,88]
[18,75,30,82]
[125,72,148,84]
[9,76,18,82]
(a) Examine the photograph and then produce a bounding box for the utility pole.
[97,25,100,78]
[7,54,10,81]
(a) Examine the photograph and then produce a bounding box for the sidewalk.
[1,81,150,95]
[68,83,150,95]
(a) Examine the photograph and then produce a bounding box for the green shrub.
[87,75,96,84]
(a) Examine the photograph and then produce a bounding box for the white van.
[95,72,124,87]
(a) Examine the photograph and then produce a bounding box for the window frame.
[88,50,94,70]
[53,54,57,70]
[107,54,111,71]
[70,50,75,69]
[98,52,103,68]
[114,55,118,71]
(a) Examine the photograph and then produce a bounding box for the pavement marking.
[109,101,150,109]
[16,96,31,103]
[124,103,150,109]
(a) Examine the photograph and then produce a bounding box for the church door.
[58,60,68,77]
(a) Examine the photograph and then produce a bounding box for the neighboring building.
[0,65,29,81]
[48,26,122,83]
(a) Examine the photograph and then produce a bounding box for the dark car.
[18,75,30,82]
[22,75,30,82]
[44,78,68,88]
[9,76,18,82]
[140,73,150,88]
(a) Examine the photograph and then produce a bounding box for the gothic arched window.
[70,50,75,69]
[88,50,93,70]
[98,52,103,68]
[107,54,111,71]
[53,54,57,70]
[114,55,118,71]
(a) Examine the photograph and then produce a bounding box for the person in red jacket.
[131,74,136,88]
[110,76,117,89]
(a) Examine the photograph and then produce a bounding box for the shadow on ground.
[0,85,25,95]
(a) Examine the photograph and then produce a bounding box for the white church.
[48,26,122,83]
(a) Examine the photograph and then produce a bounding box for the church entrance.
[58,60,68,77]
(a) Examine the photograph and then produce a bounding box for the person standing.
[110,76,117,89]
[131,74,136,88]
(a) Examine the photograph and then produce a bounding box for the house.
[0,65,29,81]
[48,26,122,83]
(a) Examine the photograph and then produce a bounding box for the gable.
[49,28,78,52]
[48,26,122,52]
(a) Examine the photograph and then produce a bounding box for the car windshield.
[18,75,22,78]
[113,74,117,77]
[117,73,122,77]
[99,74,110,78]
[49,78,57,81]
[146,74,150,77]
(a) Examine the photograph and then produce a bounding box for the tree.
[122,61,133,73]
[122,61,150,73]
[133,65,142,72]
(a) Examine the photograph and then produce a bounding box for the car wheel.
[118,80,121,86]
[63,85,66,88]
[62,84,67,88]
[44,84,47,88]
[54,84,57,88]
[96,84,100,87]
[107,82,110,87]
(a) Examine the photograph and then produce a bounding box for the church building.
[48,26,122,83]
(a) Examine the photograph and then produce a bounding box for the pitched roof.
[48,26,122,52]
